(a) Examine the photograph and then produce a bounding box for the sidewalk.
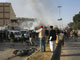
[23,44,53,60]
[60,38,80,60]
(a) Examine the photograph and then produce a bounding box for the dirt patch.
[24,44,53,60]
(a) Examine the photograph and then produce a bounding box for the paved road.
[0,42,38,60]
[60,37,80,60]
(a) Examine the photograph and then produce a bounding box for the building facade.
[0,2,16,26]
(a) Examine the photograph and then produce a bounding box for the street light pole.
[58,6,62,20]
[58,6,62,29]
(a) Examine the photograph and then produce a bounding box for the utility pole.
[58,6,62,19]
[58,6,62,29]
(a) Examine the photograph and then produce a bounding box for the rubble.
[13,48,37,56]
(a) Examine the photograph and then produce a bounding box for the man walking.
[49,26,56,52]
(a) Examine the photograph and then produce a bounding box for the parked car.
[8,30,22,42]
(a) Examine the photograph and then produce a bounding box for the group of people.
[36,25,61,52]
[36,25,79,52]
[63,30,78,41]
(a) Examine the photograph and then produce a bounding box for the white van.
[8,30,22,41]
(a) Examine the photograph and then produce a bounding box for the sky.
[61,0,80,27]
[0,0,80,28]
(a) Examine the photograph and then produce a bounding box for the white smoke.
[30,0,57,26]
[7,0,60,29]
[19,19,40,30]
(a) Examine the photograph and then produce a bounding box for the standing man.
[73,30,78,42]
[10,32,15,46]
[59,31,64,46]
[36,25,46,52]
[44,27,49,44]
[49,26,56,52]
[56,28,60,45]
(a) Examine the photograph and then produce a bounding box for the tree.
[73,12,80,29]
[73,13,80,23]
[68,22,74,28]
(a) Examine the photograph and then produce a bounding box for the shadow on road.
[61,53,80,56]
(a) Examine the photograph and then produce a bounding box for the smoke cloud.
[6,0,60,29]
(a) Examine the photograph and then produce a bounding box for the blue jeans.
[40,37,46,52]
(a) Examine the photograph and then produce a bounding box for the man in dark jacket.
[10,32,15,43]
[44,27,49,44]
[49,26,56,52]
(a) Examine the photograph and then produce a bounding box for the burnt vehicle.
[8,30,22,42]
[21,30,29,40]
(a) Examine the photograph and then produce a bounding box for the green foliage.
[71,12,80,29]
[73,14,80,23]
[68,22,74,28]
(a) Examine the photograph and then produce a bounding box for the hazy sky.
[0,0,80,27]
